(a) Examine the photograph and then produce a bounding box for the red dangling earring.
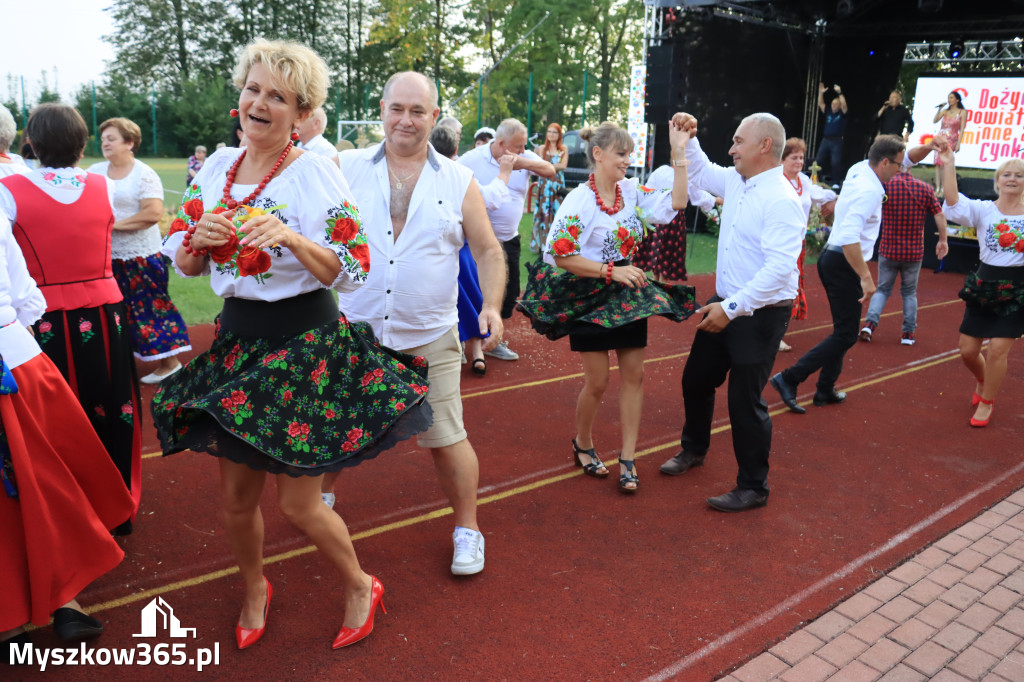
[230,109,239,118]
[290,131,300,142]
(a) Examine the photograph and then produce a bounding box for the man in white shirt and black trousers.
[324,71,507,575]
[459,119,556,361]
[770,135,937,416]
[659,112,806,513]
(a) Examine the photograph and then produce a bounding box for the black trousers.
[679,299,791,494]
[781,247,862,391]
[499,235,521,319]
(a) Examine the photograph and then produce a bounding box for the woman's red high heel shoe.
[970,397,994,428]
[332,576,386,649]
[236,577,272,649]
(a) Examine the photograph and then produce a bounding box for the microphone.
[935,103,945,108]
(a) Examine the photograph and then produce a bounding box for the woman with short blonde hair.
[154,38,432,651]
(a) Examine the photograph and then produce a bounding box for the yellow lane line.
[94,349,963,614]
[141,297,963,460]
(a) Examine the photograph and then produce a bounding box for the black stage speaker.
[647,13,811,170]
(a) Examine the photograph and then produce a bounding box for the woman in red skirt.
[0,215,134,658]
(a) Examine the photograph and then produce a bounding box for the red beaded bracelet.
[605,261,613,284]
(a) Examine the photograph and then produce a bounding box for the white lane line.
[642,457,1024,682]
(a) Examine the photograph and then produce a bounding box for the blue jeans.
[865,257,922,333]
[816,136,844,182]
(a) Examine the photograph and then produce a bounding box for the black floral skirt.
[516,260,697,341]
[958,264,1024,339]
[152,291,433,476]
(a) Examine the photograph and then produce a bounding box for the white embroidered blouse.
[542,177,678,268]
[161,147,369,301]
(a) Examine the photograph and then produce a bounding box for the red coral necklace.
[786,173,803,196]
[222,140,294,210]
[588,174,623,215]
[183,141,293,256]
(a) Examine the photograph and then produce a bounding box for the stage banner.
[628,62,648,168]
[911,75,1024,170]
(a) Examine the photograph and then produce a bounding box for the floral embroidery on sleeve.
[987,220,1024,253]
[601,215,643,260]
[546,214,584,257]
[325,201,370,281]
[166,182,203,240]
[637,185,657,194]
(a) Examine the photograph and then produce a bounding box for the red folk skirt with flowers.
[1,352,133,630]
[791,246,809,321]
[31,302,143,522]
[151,292,433,476]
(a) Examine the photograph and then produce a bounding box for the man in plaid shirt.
[859,170,949,345]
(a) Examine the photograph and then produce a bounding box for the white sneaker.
[484,341,519,361]
[140,361,183,384]
[321,492,335,509]
[451,527,485,575]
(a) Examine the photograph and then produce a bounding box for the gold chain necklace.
[387,164,415,190]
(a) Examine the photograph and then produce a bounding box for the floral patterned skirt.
[152,293,433,476]
[530,173,565,253]
[958,264,1024,339]
[516,260,697,341]
[112,254,192,360]
[792,246,808,321]
[32,302,142,520]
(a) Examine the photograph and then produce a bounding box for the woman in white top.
[155,38,431,651]
[519,121,695,493]
[89,117,191,383]
[939,146,1024,428]
[779,137,837,351]
[0,215,133,651]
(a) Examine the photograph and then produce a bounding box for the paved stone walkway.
[721,489,1024,682]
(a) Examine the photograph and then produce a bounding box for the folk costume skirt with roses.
[958,263,1024,339]
[151,290,433,476]
[112,254,192,360]
[517,260,698,342]
[0,352,134,630]
[31,302,143,521]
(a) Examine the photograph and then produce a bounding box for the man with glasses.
[770,135,942,413]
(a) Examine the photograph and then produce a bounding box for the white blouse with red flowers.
[943,195,1024,268]
[542,177,678,267]
[162,147,369,301]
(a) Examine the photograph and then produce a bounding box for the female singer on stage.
[154,39,432,650]
[933,91,968,197]
[939,146,1024,428]
[518,121,695,493]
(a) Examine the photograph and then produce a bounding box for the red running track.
[11,264,1023,681]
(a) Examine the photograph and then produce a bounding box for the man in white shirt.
[658,112,805,513]
[771,135,936,415]
[295,107,340,166]
[325,71,506,576]
[458,118,556,361]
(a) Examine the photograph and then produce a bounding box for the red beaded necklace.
[786,173,803,196]
[222,140,294,210]
[588,174,623,215]
[183,141,294,256]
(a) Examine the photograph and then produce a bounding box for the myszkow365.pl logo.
[9,597,220,672]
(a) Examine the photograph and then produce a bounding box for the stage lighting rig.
[949,38,965,59]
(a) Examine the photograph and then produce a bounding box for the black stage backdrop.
[647,13,904,178]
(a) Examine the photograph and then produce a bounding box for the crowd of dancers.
[1,36,1022,660]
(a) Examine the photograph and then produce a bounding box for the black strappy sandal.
[619,459,639,494]
[571,439,610,478]
[471,358,487,376]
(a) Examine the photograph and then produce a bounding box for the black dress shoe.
[52,608,104,642]
[813,389,847,406]
[659,451,706,476]
[707,488,769,512]
[4,632,31,665]
[769,373,805,414]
